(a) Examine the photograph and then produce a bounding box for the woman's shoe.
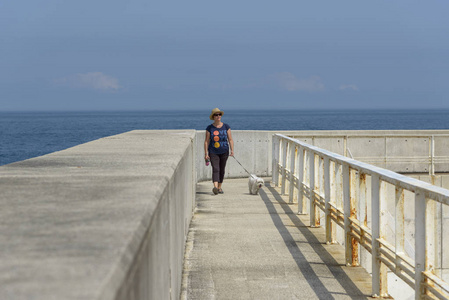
[218,189,224,194]
[213,187,219,195]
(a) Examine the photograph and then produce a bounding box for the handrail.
[272,134,449,299]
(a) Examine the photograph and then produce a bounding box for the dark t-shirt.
[206,123,231,154]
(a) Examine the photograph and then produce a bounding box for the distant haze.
[1,1,448,111]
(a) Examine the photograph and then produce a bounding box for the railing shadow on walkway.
[183,178,380,300]
[259,183,373,300]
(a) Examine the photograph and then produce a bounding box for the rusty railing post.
[349,168,359,266]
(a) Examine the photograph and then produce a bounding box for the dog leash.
[232,156,251,176]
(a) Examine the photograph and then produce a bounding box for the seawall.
[0,130,196,300]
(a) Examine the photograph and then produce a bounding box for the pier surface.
[182,178,375,300]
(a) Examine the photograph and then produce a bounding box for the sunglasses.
[214,114,222,117]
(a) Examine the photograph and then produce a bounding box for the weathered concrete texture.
[0,130,196,300]
[182,178,380,300]
[196,130,273,182]
[288,130,449,174]
[196,130,449,182]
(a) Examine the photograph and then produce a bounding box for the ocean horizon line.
[2,108,449,114]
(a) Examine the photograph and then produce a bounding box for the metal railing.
[272,134,449,299]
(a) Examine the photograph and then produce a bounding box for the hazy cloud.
[339,84,359,91]
[56,72,120,91]
[272,72,325,92]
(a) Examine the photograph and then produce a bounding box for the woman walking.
[204,108,234,195]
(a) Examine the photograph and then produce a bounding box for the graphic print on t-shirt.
[213,130,220,148]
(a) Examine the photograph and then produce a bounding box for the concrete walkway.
[181,178,376,300]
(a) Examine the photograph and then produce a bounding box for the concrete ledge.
[0,130,196,300]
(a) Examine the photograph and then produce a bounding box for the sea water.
[1,109,449,166]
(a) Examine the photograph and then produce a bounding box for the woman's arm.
[204,130,211,159]
[227,128,234,157]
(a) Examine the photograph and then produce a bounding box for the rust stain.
[351,237,359,266]
[351,207,357,217]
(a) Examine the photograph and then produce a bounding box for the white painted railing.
[272,134,449,299]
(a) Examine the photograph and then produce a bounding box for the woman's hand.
[205,154,210,160]
[227,128,234,157]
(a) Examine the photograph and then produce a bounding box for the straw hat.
[209,108,224,120]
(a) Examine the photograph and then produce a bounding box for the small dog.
[248,174,264,195]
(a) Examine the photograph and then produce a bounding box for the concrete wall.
[196,130,273,181]
[287,130,449,174]
[196,130,449,182]
[0,130,196,300]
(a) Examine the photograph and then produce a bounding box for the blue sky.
[1,0,448,111]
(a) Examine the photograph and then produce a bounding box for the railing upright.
[289,143,296,203]
[358,173,367,252]
[324,158,334,243]
[293,146,300,206]
[395,187,405,266]
[349,168,359,266]
[309,151,317,227]
[343,164,351,266]
[370,175,382,296]
[318,157,325,225]
[429,135,435,176]
[304,150,310,214]
[335,163,343,227]
[418,194,437,299]
[297,146,306,215]
[380,181,389,295]
[281,139,288,195]
[371,175,389,297]
[272,135,279,186]
[415,191,426,299]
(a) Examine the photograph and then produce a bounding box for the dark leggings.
[210,152,229,183]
